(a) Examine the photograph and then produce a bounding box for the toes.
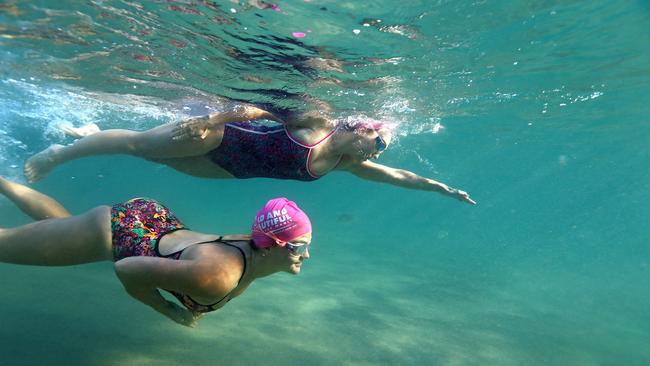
[24,160,41,182]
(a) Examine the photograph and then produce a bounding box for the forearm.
[114,260,195,325]
[172,105,283,146]
[389,169,453,194]
[127,286,174,316]
[117,269,175,316]
[388,169,475,204]
[347,161,475,204]
[213,106,281,125]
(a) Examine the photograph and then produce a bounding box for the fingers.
[178,312,199,327]
[460,192,476,205]
[171,123,195,141]
[171,121,208,141]
[199,128,209,140]
[170,123,186,140]
[454,189,476,205]
[187,312,203,328]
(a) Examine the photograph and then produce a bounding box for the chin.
[289,263,302,274]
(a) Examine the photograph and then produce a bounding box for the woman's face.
[353,128,392,160]
[269,232,312,275]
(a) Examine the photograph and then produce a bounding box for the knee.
[120,131,143,154]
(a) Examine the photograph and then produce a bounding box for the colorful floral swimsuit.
[111,198,247,313]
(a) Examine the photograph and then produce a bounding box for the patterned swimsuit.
[207,121,339,181]
[111,198,246,313]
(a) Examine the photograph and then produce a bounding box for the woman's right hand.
[171,115,213,141]
[446,187,477,205]
[167,301,203,327]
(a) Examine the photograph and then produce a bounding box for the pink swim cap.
[251,198,312,248]
[357,119,385,131]
[343,116,389,131]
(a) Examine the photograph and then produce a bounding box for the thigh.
[0,206,112,266]
[62,206,114,263]
[133,120,226,158]
[149,156,235,178]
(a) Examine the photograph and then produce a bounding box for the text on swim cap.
[257,207,294,229]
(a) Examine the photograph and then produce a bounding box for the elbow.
[392,170,415,185]
[114,259,143,290]
[114,260,133,290]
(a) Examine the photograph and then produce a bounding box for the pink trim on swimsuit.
[285,126,339,178]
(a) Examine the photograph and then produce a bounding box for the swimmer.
[0,177,313,327]
[24,104,475,204]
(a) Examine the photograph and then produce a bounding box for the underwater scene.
[1,1,649,365]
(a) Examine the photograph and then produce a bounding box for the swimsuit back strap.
[183,237,248,310]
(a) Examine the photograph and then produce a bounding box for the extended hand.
[168,301,203,327]
[447,187,476,205]
[171,116,212,141]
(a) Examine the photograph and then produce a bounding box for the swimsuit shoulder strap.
[167,236,249,310]
[183,236,248,285]
[285,125,338,148]
[189,237,249,310]
[211,238,248,285]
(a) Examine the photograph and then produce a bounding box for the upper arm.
[340,160,401,183]
[114,256,231,300]
[340,159,451,194]
[215,105,286,125]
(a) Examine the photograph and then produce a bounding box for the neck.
[328,127,358,155]
[246,245,284,280]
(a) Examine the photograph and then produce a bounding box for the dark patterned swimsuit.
[207,121,339,181]
[111,198,246,313]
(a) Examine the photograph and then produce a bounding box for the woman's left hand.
[171,116,212,141]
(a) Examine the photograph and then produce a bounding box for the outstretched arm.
[114,257,226,327]
[340,160,476,205]
[171,105,284,141]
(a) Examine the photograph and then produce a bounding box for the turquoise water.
[1,1,649,365]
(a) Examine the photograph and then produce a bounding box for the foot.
[58,122,100,138]
[24,144,65,182]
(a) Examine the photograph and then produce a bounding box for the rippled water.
[1,1,649,365]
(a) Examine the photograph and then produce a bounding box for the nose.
[302,248,310,259]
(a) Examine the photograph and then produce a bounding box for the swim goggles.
[375,134,387,153]
[286,241,310,256]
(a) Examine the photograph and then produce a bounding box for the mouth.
[290,262,302,273]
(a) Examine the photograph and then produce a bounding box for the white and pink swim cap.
[343,116,391,132]
[251,198,312,248]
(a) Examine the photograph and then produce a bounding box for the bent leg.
[24,120,225,182]
[149,156,235,178]
[0,177,70,220]
[0,206,113,266]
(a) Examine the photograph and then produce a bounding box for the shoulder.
[334,155,365,170]
[288,111,335,129]
[288,117,339,144]
[189,247,244,297]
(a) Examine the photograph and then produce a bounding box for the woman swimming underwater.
[25,104,475,204]
[0,177,313,327]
